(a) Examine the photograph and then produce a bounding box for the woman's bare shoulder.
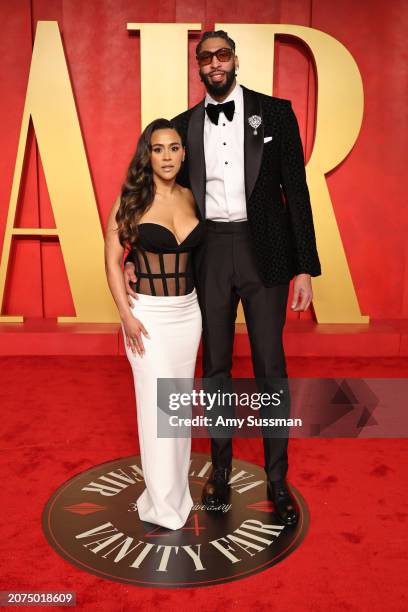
[177,185,196,208]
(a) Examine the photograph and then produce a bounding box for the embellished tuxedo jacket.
[172,85,322,287]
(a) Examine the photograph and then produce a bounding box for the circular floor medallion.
[43,453,309,588]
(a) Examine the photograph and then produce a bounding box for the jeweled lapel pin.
[248,115,262,135]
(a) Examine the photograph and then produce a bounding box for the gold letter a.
[0,21,118,322]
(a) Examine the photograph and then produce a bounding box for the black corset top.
[128,221,205,296]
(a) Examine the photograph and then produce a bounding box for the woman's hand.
[122,314,150,357]
[124,262,138,307]
[291,273,313,311]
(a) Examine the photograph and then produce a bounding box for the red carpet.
[1,356,407,611]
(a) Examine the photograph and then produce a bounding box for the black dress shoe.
[202,466,232,508]
[267,478,299,525]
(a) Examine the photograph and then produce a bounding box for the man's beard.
[200,66,236,98]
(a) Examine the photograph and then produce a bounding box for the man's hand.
[291,273,313,311]
[124,262,138,306]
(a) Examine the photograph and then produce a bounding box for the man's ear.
[235,55,239,72]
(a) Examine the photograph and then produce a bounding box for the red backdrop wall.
[1,0,407,322]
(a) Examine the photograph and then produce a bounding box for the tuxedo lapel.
[242,86,264,202]
[187,101,206,218]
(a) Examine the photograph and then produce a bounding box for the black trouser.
[195,220,290,482]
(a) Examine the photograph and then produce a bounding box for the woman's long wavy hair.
[115,118,183,248]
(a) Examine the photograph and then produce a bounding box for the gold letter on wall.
[0,21,118,323]
[219,23,368,323]
[127,23,201,128]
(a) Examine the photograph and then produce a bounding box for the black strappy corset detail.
[128,221,205,296]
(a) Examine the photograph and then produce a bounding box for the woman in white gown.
[104,119,204,530]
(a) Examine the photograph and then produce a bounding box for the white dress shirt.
[204,82,247,221]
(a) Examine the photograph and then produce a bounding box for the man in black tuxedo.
[125,30,321,525]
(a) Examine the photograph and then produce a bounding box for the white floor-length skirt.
[122,288,202,530]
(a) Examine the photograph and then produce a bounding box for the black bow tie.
[205,100,235,125]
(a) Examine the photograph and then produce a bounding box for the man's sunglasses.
[196,47,234,67]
